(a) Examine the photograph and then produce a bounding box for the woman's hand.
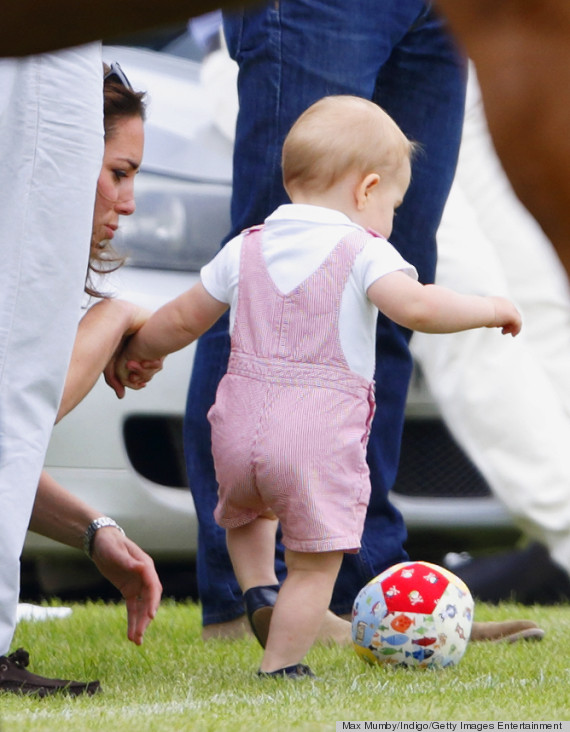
[101,301,162,398]
[91,527,162,645]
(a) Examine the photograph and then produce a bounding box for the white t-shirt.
[201,204,417,380]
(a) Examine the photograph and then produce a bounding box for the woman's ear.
[355,172,381,210]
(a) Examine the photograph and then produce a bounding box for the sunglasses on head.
[104,62,133,90]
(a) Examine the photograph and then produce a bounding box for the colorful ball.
[351,561,474,668]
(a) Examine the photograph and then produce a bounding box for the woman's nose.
[117,195,136,216]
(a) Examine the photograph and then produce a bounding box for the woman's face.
[92,114,144,247]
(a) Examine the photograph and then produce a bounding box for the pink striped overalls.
[210,226,376,553]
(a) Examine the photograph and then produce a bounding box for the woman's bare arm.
[57,298,156,420]
[30,472,162,645]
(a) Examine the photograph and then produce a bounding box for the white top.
[201,204,417,380]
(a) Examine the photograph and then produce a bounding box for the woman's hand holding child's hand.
[121,358,164,389]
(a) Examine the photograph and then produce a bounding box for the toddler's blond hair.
[282,95,414,197]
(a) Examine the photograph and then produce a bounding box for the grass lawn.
[2,599,568,731]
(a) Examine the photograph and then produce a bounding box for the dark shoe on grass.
[244,584,280,648]
[0,648,101,697]
[257,663,316,679]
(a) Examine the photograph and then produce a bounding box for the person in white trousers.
[0,45,104,691]
[410,66,570,589]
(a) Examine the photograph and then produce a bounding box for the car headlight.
[115,171,231,272]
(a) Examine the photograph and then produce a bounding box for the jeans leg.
[184,315,245,625]
[185,316,288,625]
[223,0,429,236]
[331,9,467,613]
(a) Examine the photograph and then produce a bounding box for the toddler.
[118,95,521,678]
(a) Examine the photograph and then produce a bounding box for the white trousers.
[410,70,570,575]
[0,45,103,654]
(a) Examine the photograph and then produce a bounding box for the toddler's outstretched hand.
[488,296,522,337]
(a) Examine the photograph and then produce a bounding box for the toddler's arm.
[367,271,522,336]
[117,282,228,388]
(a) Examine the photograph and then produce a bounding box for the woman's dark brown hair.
[85,63,146,298]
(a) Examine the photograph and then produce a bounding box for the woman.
[0,63,162,698]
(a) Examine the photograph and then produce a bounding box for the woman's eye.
[113,169,127,181]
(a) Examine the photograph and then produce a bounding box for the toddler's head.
[282,96,414,235]
[282,95,413,197]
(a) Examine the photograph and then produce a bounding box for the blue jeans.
[184,0,467,624]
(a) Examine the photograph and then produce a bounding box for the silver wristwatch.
[83,516,125,558]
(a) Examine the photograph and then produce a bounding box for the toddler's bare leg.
[226,516,279,591]
[260,549,343,673]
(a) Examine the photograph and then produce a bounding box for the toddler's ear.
[356,172,381,210]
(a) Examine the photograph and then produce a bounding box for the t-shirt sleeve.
[357,235,418,292]
[200,235,242,304]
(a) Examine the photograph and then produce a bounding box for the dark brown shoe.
[0,648,101,697]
